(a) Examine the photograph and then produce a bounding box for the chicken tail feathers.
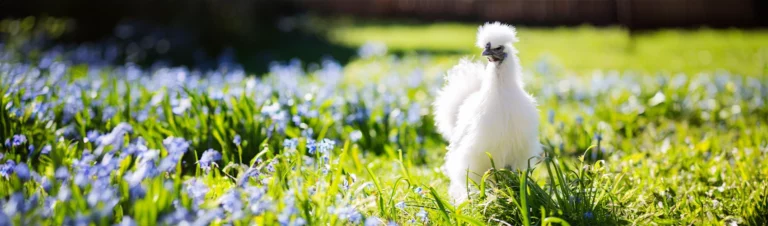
[432,58,484,141]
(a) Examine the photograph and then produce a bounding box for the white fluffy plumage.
[433,22,541,202]
[474,22,519,48]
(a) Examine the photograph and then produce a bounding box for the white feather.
[432,58,484,140]
[433,22,541,203]
[475,21,518,48]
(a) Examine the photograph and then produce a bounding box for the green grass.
[1,18,768,225]
[327,21,768,76]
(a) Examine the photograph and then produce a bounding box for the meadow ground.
[1,18,768,225]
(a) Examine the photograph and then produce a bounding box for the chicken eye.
[494,46,504,51]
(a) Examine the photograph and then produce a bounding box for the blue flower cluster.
[4,135,26,147]
[0,127,371,225]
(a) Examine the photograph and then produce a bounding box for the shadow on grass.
[387,49,470,57]
[233,30,358,75]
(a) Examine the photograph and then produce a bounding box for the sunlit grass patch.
[325,19,768,75]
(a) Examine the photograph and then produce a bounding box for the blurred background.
[1,0,767,75]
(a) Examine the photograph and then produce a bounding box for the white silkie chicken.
[433,22,541,202]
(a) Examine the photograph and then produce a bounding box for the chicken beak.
[482,48,492,56]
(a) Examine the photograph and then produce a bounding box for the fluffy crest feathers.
[475,22,518,48]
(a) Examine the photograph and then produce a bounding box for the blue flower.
[136,150,160,164]
[334,206,362,224]
[0,211,10,226]
[57,183,72,201]
[292,115,302,126]
[416,208,428,222]
[11,134,26,147]
[584,211,594,220]
[116,216,137,226]
[158,156,180,173]
[321,164,330,175]
[14,163,30,180]
[94,123,133,154]
[341,178,351,190]
[86,183,118,211]
[238,168,260,186]
[358,41,387,59]
[198,149,222,171]
[233,135,242,146]
[0,160,16,179]
[248,188,272,215]
[41,176,52,191]
[161,206,192,224]
[278,206,299,226]
[219,189,244,216]
[41,145,52,155]
[283,138,298,150]
[72,152,95,169]
[294,217,307,226]
[4,193,23,215]
[74,169,94,188]
[301,128,314,138]
[129,184,146,200]
[249,200,272,215]
[407,103,421,124]
[163,137,190,155]
[350,130,363,142]
[66,213,92,226]
[184,179,209,208]
[266,160,277,173]
[349,211,363,224]
[55,166,70,180]
[395,201,406,209]
[193,208,224,226]
[124,137,148,156]
[318,139,335,155]
[244,186,266,203]
[102,107,117,121]
[306,138,316,154]
[86,130,102,143]
[365,217,382,226]
[42,197,56,217]
[125,161,157,187]
[22,194,37,213]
